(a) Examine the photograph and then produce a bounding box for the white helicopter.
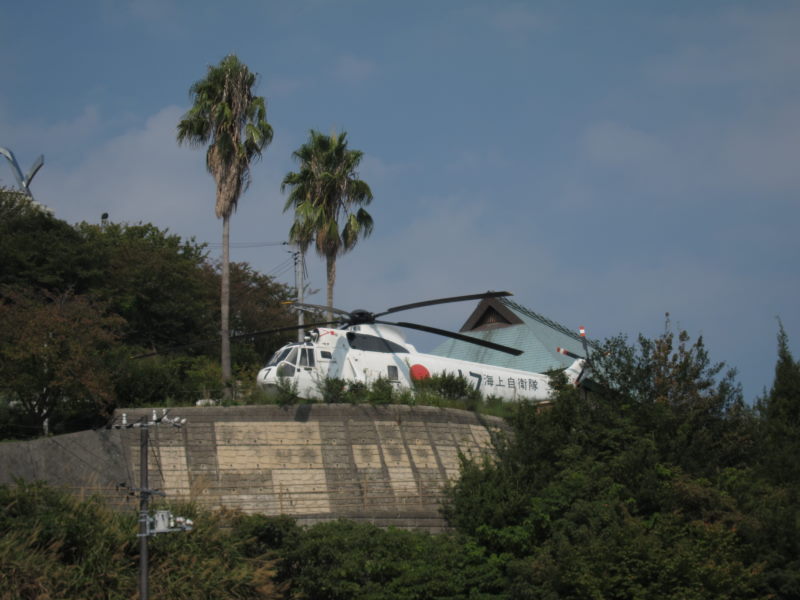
[255,292,590,402]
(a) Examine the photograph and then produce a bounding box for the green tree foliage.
[112,354,223,407]
[76,221,216,352]
[0,187,296,435]
[282,130,373,319]
[0,482,137,599]
[177,54,274,392]
[0,188,91,292]
[732,324,800,598]
[0,482,285,599]
[0,287,124,435]
[413,372,483,409]
[757,322,800,485]
[0,483,510,600]
[227,261,297,367]
[443,327,765,599]
[277,520,507,600]
[590,326,751,477]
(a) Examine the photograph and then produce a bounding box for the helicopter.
[255,291,590,402]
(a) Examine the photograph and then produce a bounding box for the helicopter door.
[294,347,319,398]
[317,349,335,377]
[298,347,315,371]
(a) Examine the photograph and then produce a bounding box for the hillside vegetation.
[2,187,800,598]
[0,188,297,437]
[3,324,799,598]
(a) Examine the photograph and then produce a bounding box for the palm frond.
[177,54,272,220]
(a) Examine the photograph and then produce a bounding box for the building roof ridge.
[499,297,586,344]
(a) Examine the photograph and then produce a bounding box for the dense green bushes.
[0,483,507,600]
[441,326,800,599]
[0,482,287,599]
[278,520,507,600]
[3,326,800,598]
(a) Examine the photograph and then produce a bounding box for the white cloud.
[717,102,800,193]
[332,54,376,83]
[126,0,178,23]
[265,77,305,98]
[0,105,102,161]
[491,4,543,36]
[589,4,800,204]
[651,6,800,88]
[358,154,412,184]
[329,194,561,334]
[443,147,508,175]
[26,106,315,292]
[32,106,293,253]
[574,98,800,207]
[567,120,685,209]
[37,106,206,226]
[581,121,667,169]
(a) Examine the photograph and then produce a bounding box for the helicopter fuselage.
[256,324,584,402]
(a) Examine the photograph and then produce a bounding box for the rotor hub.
[348,309,375,325]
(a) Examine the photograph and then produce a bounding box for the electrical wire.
[266,256,295,278]
[206,241,289,249]
[44,436,126,485]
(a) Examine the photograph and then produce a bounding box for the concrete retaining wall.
[0,404,505,531]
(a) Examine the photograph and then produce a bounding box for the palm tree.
[177,55,273,393]
[282,130,373,320]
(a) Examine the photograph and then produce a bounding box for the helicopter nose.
[257,367,273,384]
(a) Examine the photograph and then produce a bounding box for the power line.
[266,256,295,278]
[206,241,288,249]
[45,435,126,485]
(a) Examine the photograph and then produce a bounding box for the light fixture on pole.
[112,409,191,600]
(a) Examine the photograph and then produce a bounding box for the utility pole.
[113,410,192,600]
[294,246,305,342]
[138,420,150,599]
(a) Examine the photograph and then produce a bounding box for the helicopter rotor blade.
[556,347,582,360]
[230,320,342,341]
[376,319,523,356]
[131,320,341,359]
[290,302,351,318]
[376,291,512,318]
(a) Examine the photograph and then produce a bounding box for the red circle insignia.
[409,364,431,381]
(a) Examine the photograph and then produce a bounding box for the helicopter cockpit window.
[387,365,399,381]
[346,332,408,354]
[267,346,294,367]
[299,348,315,368]
[276,347,299,378]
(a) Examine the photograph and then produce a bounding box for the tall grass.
[0,482,291,599]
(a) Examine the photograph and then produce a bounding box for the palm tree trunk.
[326,253,336,322]
[221,214,232,400]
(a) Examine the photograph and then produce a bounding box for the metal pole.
[295,247,305,342]
[109,411,188,600]
[139,420,149,600]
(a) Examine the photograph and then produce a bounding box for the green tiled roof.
[430,298,591,374]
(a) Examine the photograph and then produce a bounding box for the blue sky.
[2,1,798,400]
